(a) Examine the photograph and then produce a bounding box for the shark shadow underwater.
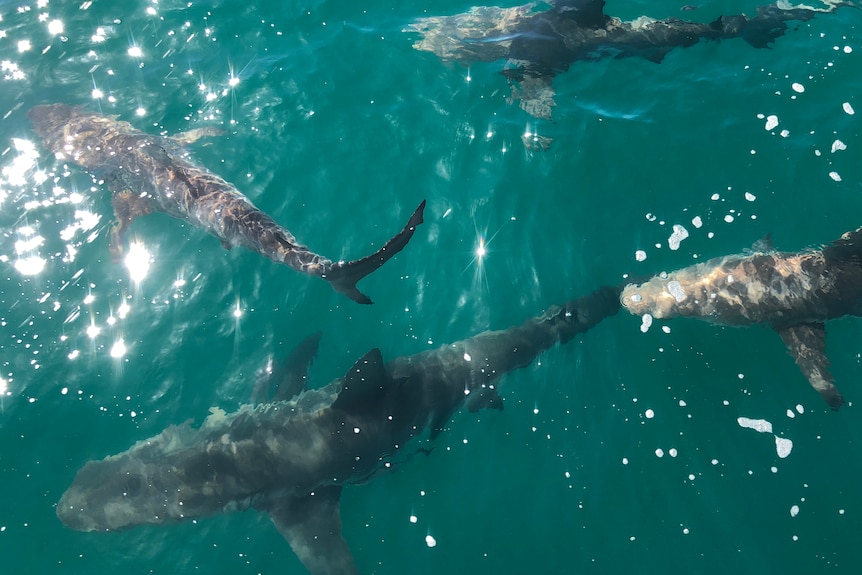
[620,227,862,409]
[406,0,853,120]
[27,104,425,304]
[55,285,622,574]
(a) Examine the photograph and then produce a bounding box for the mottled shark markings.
[55,285,623,575]
[27,104,425,304]
[406,0,851,121]
[621,228,862,408]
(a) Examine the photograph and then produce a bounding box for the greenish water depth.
[1,1,862,573]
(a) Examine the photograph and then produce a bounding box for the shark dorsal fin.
[267,486,359,575]
[823,226,862,265]
[552,0,609,28]
[333,348,392,412]
[776,322,844,409]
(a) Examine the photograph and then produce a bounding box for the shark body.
[27,104,425,304]
[56,285,622,574]
[407,0,850,120]
[620,228,862,408]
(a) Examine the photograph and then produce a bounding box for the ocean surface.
[1,0,862,573]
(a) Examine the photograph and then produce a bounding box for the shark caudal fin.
[324,200,426,304]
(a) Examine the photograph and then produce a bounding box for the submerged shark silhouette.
[620,228,862,409]
[27,103,425,304]
[406,0,851,120]
[55,285,621,575]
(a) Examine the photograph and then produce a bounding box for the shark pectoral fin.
[170,126,225,145]
[750,233,774,253]
[333,348,393,412]
[777,323,845,409]
[272,332,323,402]
[267,486,359,575]
[109,189,153,262]
[507,72,557,120]
[465,385,503,413]
[325,200,426,305]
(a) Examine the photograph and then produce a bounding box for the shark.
[55,284,623,575]
[27,103,425,304]
[619,228,862,409]
[406,0,852,121]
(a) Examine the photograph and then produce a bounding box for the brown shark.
[27,103,425,304]
[620,229,862,409]
[55,285,623,575]
[406,0,852,120]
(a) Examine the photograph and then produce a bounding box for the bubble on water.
[737,417,772,434]
[640,314,653,333]
[775,437,793,458]
[668,224,689,251]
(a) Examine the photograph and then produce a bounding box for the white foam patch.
[775,437,793,458]
[843,102,855,115]
[765,115,779,130]
[668,224,689,251]
[640,314,653,333]
[667,280,686,302]
[831,140,846,153]
[738,417,773,434]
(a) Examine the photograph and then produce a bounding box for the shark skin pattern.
[55,285,622,575]
[27,103,425,304]
[406,0,851,120]
[620,228,862,409]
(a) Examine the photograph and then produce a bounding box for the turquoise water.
[2,0,862,573]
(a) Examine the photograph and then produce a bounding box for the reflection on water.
[1,0,862,574]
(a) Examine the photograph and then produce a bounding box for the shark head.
[620,275,693,319]
[56,415,269,532]
[56,452,177,532]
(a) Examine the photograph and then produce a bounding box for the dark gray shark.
[620,228,862,409]
[406,0,851,120]
[27,104,425,304]
[56,285,622,575]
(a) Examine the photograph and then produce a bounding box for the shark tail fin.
[823,226,862,265]
[323,200,426,304]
